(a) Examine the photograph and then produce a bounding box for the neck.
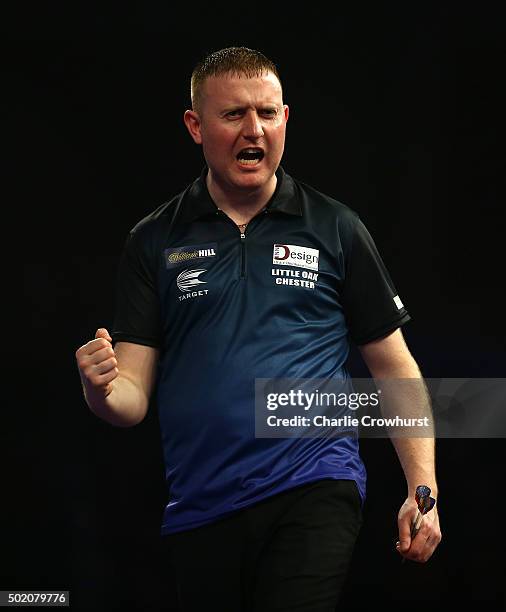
[206,170,277,224]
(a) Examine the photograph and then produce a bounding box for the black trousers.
[164,479,363,612]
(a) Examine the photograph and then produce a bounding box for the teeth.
[238,158,261,165]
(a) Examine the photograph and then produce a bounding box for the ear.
[184,110,203,144]
[283,104,289,123]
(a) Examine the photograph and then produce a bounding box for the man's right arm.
[75,328,159,427]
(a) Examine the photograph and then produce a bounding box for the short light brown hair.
[191,47,282,114]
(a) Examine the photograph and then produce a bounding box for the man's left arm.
[358,328,442,562]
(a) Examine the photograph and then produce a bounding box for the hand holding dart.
[399,485,436,563]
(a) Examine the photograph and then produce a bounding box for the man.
[76,47,441,611]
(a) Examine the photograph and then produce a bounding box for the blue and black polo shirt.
[111,165,411,534]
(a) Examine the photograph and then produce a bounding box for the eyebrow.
[220,104,280,114]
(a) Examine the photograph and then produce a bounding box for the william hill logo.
[165,243,218,269]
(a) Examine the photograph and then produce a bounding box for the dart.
[400,484,436,563]
[411,485,436,536]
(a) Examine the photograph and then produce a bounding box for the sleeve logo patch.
[165,243,218,268]
[273,244,319,272]
[393,295,404,310]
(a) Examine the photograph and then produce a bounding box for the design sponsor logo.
[165,243,217,268]
[273,244,319,272]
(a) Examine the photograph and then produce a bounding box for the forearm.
[373,357,438,497]
[390,435,438,498]
[83,373,149,427]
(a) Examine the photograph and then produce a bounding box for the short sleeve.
[111,229,162,348]
[341,216,411,345]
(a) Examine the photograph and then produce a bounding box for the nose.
[242,110,264,140]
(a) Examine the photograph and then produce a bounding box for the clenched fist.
[75,328,118,400]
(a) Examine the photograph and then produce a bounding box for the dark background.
[4,4,505,611]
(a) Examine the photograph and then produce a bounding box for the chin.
[234,176,267,191]
[233,167,272,187]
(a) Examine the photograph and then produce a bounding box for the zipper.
[240,232,246,279]
[238,209,269,279]
[216,207,269,280]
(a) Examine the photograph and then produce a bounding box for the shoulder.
[291,174,361,233]
[125,182,192,250]
[130,191,185,238]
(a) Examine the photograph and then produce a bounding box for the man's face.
[185,71,289,193]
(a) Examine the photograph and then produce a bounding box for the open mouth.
[236,148,265,165]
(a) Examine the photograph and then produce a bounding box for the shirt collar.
[178,165,302,224]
